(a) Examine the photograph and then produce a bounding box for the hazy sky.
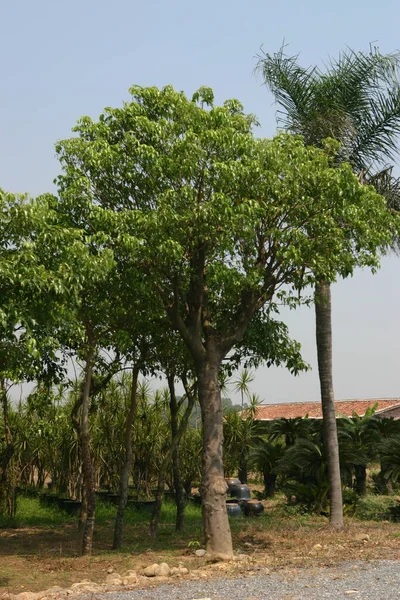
[1,0,399,403]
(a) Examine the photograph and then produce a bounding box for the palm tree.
[337,408,380,496]
[268,416,313,447]
[256,46,400,527]
[233,369,255,409]
[250,438,284,497]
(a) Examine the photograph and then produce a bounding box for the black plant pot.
[229,483,251,500]
[225,478,242,494]
[226,501,242,518]
[243,499,264,517]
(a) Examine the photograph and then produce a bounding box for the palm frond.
[348,86,400,169]
[255,45,318,134]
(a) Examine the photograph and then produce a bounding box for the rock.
[71,580,97,589]
[122,569,138,577]
[195,549,207,557]
[170,566,189,576]
[143,563,159,577]
[37,587,65,599]
[14,593,39,600]
[107,566,114,574]
[105,575,122,586]
[154,562,170,577]
[122,573,139,585]
[312,543,322,550]
[354,533,370,542]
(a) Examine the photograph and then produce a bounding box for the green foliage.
[56,85,398,373]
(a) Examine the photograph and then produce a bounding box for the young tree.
[56,85,397,556]
[256,47,400,526]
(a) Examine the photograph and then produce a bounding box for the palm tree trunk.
[354,464,367,496]
[81,328,96,555]
[263,472,276,497]
[315,281,343,528]
[113,365,140,550]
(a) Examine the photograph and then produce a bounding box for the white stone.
[143,563,159,577]
[154,562,170,577]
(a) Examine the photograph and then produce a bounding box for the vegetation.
[256,46,400,528]
[1,63,400,563]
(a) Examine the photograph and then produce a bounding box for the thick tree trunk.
[113,366,139,550]
[81,335,96,555]
[149,383,195,538]
[315,281,343,528]
[198,357,233,558]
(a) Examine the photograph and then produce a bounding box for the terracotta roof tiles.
[254,398,400,421]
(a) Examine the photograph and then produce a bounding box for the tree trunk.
[263,472,276,498]
[0,381,13,479]
[0,381,14,516]
[113,366,140,550]
[315,281,343,528]
[198,357,233,557]
[354,464,367,496]
[80,333,96,555]
[168,375,185,532]
[238,461,248,484]
[149,383,195,538]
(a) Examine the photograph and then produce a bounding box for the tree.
[56,85,396,556]
[337,407,380,496]
[256,46,400,527]
[233,369,255,409]
[249,438,284,497]
[269,416,313,447]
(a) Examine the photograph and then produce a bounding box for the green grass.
[0,496,74,528]
[0,495,204,531]
[353,493,397,521]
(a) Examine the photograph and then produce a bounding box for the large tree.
[256,47,400,526]
[56,85,396,556]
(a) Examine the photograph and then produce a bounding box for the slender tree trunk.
[0,381,13,478]
[238,461,248,484]
[113,366,140,550]
[263,472,276,498]
[0,381,14,515]
[81,331,96,555]
[354,464,367,496]
[315,281,343,528]
[198,356,233,558]
[149,385,195,538]
[167,374,186,532]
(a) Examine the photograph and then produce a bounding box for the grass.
[1,494,400,597]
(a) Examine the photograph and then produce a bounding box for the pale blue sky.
[1,0,399,403]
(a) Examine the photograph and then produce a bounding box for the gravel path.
[88,560,400,599]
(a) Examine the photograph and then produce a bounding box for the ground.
[0,495,400,597]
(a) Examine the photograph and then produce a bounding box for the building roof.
[254,398,400,421]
